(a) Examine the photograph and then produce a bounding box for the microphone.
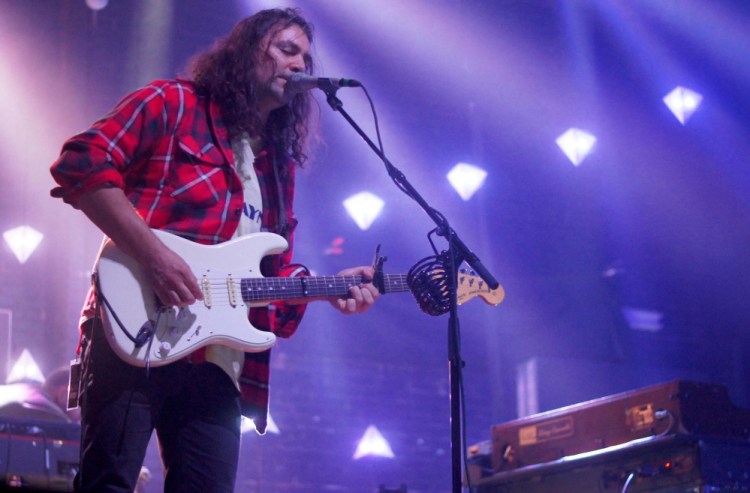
[285,72,361,94]
[407,253,453,316]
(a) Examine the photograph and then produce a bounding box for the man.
[50,8,378,493]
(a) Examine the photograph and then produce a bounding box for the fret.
[240,274,410,303]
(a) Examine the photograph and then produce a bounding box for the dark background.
[1,0,749,491]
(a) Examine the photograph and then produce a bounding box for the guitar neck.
[241,274,409,303]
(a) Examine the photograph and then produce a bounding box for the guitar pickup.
[201,275,212,308]
[227,274,238,307]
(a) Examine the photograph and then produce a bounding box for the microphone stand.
[321,87,499,493]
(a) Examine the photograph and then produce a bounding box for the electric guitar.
[95,229,503,367]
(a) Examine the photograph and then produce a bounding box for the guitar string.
[201,276,410,290]
[199,274,410,283]
[183,274,492,304]
[195,276,410,303]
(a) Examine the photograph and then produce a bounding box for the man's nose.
[289,55,306,73]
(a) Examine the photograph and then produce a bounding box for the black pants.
[75,318,242,493]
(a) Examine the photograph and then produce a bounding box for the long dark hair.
[189,8,315,166]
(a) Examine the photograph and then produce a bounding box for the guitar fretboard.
[240,274,409,302]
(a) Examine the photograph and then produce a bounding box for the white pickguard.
[95,230,288,367]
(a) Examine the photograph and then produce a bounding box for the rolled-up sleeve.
[50,82,172,206]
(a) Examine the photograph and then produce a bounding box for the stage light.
[343,192,385,231]
[241,413,280,434]
[556,128,597,166]
[621,306,664,332]
[85,0,109,11]
[516,358,539,417]
[447,162,487,201]
[663,86,703,125]
[353,425,395,459]
[0,309,11,383]
[3,226,44,264]
[6,349,45,384]
[324,237,345,255]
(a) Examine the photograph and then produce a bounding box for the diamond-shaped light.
[621,306,664,332]
[447,162,487,201]
[353,425,395,459]
[663,86,703,125]
[7,349,45,384]
[85,0,109,11]
[241,413,280,434]
[556,128,597,166]
[343,192,384,231]
[3,226,43,264]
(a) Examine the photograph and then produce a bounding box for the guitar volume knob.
[158,342,172,358]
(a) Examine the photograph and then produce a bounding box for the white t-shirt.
[205,135,264,389]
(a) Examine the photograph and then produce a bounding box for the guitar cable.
[93,271,156,349]
[142,310,163,377]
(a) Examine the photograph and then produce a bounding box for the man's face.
[254,23,312,116]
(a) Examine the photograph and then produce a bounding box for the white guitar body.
[95,230,287,367]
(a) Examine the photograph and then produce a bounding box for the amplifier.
[1,416,79,491]
[473,435,750,492]
[490,380,750,473]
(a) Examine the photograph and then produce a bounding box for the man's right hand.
[78,186,203,307]
[140,241,203,307]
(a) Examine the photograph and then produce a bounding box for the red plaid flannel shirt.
[50,79,306,433]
